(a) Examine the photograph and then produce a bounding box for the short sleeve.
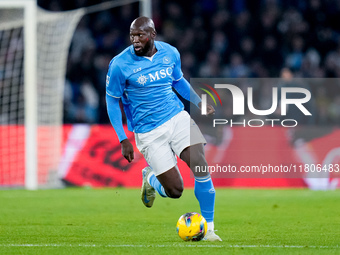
[106,59,126,98]
[171,47,183,81]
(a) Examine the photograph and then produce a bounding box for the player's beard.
[135,39,152,56]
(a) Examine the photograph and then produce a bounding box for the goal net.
[0,4,84,189]
[0,0,151,189]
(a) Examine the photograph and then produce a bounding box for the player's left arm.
[172,78,215,115]
[170,46,215,115]
[172,77,201,106]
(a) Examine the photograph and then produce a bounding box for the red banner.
[60,125,195,187]
[1,125,339,189]
[61,125,340,189]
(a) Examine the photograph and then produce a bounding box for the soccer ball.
[176,212,207,241]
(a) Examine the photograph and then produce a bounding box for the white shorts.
[135,111,206,176]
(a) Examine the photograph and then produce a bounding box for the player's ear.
[151,30,156,39]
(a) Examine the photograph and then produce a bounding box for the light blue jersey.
[106,41,184,133]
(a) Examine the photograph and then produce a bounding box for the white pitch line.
[0,244,339,249]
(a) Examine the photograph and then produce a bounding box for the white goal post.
[0,0,151,190]
[0,0,38,190]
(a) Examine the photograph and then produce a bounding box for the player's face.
[130,28,153,56]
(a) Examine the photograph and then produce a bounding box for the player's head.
[130,16,156,56]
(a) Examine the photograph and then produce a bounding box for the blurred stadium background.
[1,1,340,254]
[45,0,340,125]
[1,0,340,189]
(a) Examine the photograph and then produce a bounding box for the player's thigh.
[180,143,207,167]
[135,126,177,176]
[170,111,206,157]
[180,144,209,178]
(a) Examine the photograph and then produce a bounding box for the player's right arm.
[106,60,134,163]
[106,95,134,163]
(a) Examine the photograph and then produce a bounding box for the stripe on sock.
[195,175,211,183]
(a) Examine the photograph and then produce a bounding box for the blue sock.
[149,173,167,197]
[194,175,215,222]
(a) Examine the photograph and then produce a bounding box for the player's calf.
[164,185,183,198]
[156,166,184,198]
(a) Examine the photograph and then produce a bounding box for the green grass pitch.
[0,187,339,254]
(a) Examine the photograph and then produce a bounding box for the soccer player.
[106,16,222,241]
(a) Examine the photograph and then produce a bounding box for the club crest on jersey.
[137,74,148,86]
[163,56,170,64]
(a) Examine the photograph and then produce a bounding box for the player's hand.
[206,104,215,115]
[120,139,134,163]
[198,102,215,115]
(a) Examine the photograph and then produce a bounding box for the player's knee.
[166,186,183,198]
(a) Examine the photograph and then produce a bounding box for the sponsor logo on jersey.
[136,74,148,86]
[148,67,173,82]
[136,67,174,85]
[133,67,142,73]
